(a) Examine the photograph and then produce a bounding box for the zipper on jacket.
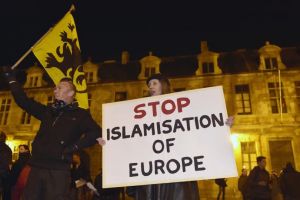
[52,111,63,127]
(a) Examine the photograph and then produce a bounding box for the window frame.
[235,84,252,115]
[268,82,287,114]
[0,98,11,125]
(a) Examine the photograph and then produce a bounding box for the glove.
[1,66,16,83]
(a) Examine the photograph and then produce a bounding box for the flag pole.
[11,28,53,70]
[278,68,283,122]
[11,5,76,70]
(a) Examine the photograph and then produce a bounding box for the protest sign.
[102,86,237,188]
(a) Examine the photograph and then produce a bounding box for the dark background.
[1,0,300,68]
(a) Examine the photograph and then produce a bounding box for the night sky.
[1,0,300,69]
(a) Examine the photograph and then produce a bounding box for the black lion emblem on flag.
[45,23,86,93]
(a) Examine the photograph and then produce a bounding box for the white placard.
[102,86,237,188]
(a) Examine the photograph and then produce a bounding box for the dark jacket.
[0,142,12,189]
[238,175,248,194]
[127,181,200,200]
[215,178,227,187]
[9,81,101,170]
[9,152,31,186]
[279,166,300,199]
[0,142,12,175]
[247,166,271,199]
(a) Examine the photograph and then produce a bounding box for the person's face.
[148,79,162,96]
[19,146,28,153]
[54,81,74,102]
[242,169,247,176]
[258,159,267,169]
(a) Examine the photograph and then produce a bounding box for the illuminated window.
[115,92,127,102]
[145,67,155,78]
[0,98,11,125]
[265,57,278,70]
[20,98,33,125]
[241,142,257,170]
[268,82,287,113]
[85,72,94,83]
[235,84,252,114]
[28,76,39,87]
[295,81,300,111]
[202,62,214,73]
[21,111,31,125]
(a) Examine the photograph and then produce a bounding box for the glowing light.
[230,134,239,149]
[6,140,17,151]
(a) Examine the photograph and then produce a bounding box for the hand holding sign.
[225,116,234,127]
[96,137,106,146]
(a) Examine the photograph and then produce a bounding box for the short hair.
[59,77,76,92]
[19,144,30,151]
[257,156,266,163]
[0,131,7,142]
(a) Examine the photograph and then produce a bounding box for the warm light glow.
[230,134,239,149]
[6,140,17,151]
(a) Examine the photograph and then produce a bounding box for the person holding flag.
[1,6,105,200]
[2,68,103,199]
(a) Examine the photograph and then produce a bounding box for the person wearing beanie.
[146,73,171,96]
[127,73,200,200]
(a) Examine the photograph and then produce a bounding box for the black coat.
[0,142,12,175]
[9,82,101,170]
[247,166,271,199]
[9,152,31,186]
[0,142,12,189]
[215,178,227,187]
[127,181,200,200]
[279,167,300,199]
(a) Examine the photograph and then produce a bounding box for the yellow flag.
[32,11,88,109]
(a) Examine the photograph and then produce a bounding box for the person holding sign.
[127,73,200,200]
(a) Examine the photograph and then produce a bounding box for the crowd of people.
[0,134,122,200]
[1,64,300,200]
[0,138,32,200]
[237,156,300,200]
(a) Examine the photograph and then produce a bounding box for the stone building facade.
[1,41,300,199]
